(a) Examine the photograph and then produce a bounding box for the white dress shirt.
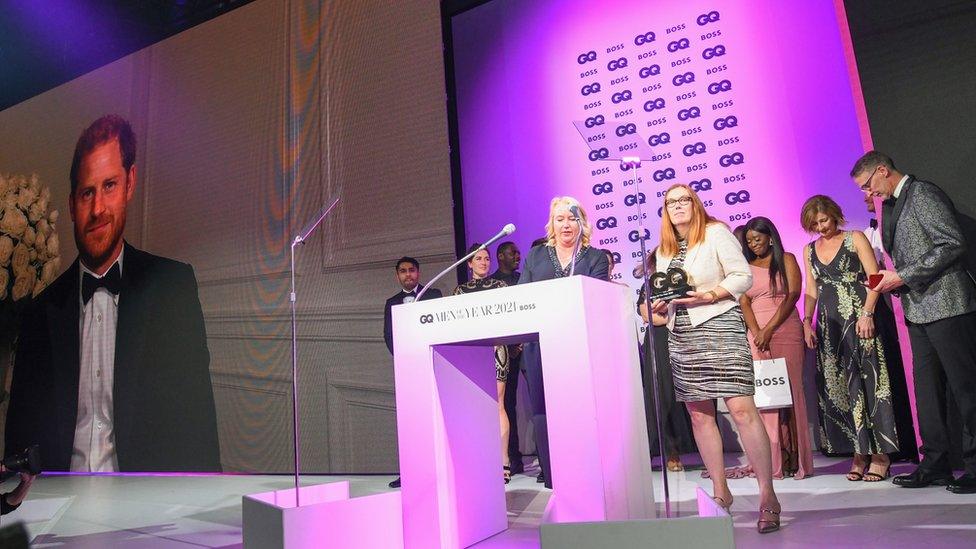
[71,248,124,472]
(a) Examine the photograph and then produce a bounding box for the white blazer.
[656,222,753,329]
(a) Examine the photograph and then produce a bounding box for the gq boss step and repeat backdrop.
[450,0,870,338]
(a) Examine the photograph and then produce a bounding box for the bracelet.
[860,309,874,318]
[705,290,718,303]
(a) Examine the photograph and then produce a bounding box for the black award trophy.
[650,267,693,302]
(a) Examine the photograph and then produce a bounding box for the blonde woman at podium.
[518,196,609,488]
[453,243,513,483]
[649,184,781,534]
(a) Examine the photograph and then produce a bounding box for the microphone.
[416,223,517,301]
[478,223,516,252]
[569,205,583,276]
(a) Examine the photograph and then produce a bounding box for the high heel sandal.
[712,495,733,513]
[757,506,781,534]
[863,461,891,482]
[503,465,512,484]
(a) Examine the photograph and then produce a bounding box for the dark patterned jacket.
[883,176,976,323]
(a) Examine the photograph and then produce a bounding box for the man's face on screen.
[396,262,419,292]
[70,139,135,274]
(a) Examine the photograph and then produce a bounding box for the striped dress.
[667,240,755,402]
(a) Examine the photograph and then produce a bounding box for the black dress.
[637,286,698,458]
[809,231,899,455]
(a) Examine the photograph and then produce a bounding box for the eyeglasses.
[858,165,881,191]
[665,196,693,208]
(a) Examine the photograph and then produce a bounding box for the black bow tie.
[82,263,122,305]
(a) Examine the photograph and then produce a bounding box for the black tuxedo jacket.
[5,243,221,471]
[383,284,442,355]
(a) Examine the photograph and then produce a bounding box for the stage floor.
[3,455,974,548]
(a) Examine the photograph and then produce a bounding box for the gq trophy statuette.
[650,267,693,302]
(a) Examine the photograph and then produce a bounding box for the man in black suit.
[852,151,976,493]
[5,115,220,472]
[383,256,441,487]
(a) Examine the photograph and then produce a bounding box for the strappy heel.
[757,506,781,534]
[503,465,512,484]
[712,495,733,513]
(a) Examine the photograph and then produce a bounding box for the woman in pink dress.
[739,217,814,479]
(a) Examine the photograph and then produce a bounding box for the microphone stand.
[568,217,583,277]
[623,156,672,518]
[289,196,340,506]
[417,225,515,301]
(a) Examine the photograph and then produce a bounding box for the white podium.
[392,276,655,548]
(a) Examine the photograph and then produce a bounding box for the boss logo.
[755,376,787,387]
[697,11,721,25]
[624,193,647,206]
[647,132,671,146]
[592,181,614,195]
[634,31,656,46]
[589,148,610,161]
[607,57,628,71]
[725,189,751,205]
[707,79,732,94]
[713,115,738,130]
[615,123,637,137]
[596,216,618,230]
[639,64,662,78]
[719,152,745,167]
[682,142,707,156]
[643,97,666,112]
[667,38,691,52]
[577,50,598,64]
[581,82,602,96]
[690,178,713,192]
[629,228,651,242]
[672,72,696,86]
[419,314,434,324]
[677,107,701,121]
[653,168,677,182]
[702,45,727,59]
[611,90,633,103]
[585,115,606,128]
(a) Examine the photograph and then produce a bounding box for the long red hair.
[658,183,720,257]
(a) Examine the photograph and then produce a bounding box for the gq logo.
[639,64,662,78]
[690,178,713,192]
[702,45,727,59]
[419,314,435,324]
[624,192,647,206]
[585,115,606,128]
[672,72,695,86]
[589,148,610,161]
[577,51,598,64]
[629,228,651,242]
[610,251,622,264]
[725,190,751,205]
[713,115,738,130]
[719,152,745,166]
[697,11,721,25]
[634,31,656,45]
[647,132,671,146]
[653,168,677,182]
[611,90,633,103]
[596,216,618,230]
[644,97,666,112]
[615,123,637,137]
[682,142,707,156]
[667,38,691,52]
[608,57,628,71]
[707,79,732,94]
[581,82,602,96]
[592,182,614,195]
[677,107,701,120]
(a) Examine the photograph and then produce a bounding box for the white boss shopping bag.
[752,357,793,409]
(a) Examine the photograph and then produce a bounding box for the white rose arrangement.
[0,173,61,303]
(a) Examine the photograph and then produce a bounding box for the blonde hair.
[545,196,592,247]
[800,195,846,233]
[659,184,719,256]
